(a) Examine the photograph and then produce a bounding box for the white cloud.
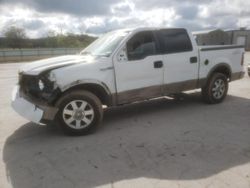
[0,0,249,38]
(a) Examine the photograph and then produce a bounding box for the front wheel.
[56,90,103,136]
[202,73,229,104]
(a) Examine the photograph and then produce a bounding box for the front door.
[114,31,164,104]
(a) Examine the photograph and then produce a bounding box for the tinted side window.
[127,31,157,61]
[159,29,193,54]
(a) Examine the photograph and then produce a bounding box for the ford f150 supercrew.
[12,27,245,135]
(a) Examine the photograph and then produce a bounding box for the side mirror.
[117,47,128,62]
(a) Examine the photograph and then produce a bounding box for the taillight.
[241,52,245,66]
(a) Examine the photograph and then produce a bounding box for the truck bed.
[198,45,245,82]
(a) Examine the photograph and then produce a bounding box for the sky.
[0,0,249,38]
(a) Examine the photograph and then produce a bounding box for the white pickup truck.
[12,27,245,135]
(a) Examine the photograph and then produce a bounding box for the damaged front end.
[19,72,60,104]
[12,71,61,124]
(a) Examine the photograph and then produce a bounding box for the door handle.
[154,61,163,68]
[190,56,198,63]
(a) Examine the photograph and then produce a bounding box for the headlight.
[38,79,45,90]
[49,72,57,82]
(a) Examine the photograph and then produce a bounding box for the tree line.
[0,26,96,49]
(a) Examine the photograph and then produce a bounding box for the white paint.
[114,55,164,92]
[19,55,94,75]
[12,27,245,124]
[198,46,245,79]
[163,31,199,86]
[11,85,43,123]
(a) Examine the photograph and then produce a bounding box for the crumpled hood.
[20,55,95,75]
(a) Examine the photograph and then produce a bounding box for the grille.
[19,74,40,97]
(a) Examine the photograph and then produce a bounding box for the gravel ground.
[0,54,250,188]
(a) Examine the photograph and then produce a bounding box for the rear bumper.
[11,85,58,124]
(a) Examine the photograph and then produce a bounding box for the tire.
[55,90,103,136]
[202,73,228,104]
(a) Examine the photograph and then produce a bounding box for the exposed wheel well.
[200,64,232,88]
[54,83,112,106]
[210,65,231,80]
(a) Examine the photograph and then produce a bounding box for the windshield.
[81,30,129,57]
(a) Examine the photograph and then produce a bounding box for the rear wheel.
[202,73,228,104]
[56,90,103,136]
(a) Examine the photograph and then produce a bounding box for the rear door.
[156,29,199,94]
[114,30,164,104]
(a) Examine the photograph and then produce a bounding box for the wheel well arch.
[54,83,113,107]
[208,63,232,81]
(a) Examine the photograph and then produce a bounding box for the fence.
[0,48,82,62]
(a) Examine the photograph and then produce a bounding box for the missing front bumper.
[11,85,58,123]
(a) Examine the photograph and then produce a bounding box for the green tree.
[46,30,56,38]
[4,26,27,39]
[4,26,27,48]
[0,27,96,49]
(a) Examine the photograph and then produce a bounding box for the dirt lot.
[0,54,250,188]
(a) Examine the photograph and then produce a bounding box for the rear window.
[158,29,193,54]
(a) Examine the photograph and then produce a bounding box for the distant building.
[227,28,250,51]
[193,28,250,51]
[193,29,231,46]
